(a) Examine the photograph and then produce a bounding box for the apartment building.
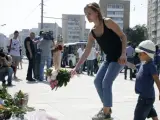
[84,29,90,41]
[99,0,130,30]
[147,0,160,44]
[62,14,86,43]
[0,33,8,53]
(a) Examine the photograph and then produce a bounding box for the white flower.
[51,70,58,80]
[47,77,51,82]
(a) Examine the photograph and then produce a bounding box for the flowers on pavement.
[45,67,71,90]
[0,86,34,119]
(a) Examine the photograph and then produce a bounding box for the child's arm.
[151,64,160,100]
[153,75,160,99]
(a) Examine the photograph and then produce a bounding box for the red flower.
[57,45,63,51]
[50,80,58,90]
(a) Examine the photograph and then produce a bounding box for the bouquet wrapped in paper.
[45,67,71,90]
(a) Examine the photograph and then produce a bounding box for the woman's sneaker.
[92,113,112,120]
[92,108,112,120]
[92,108,104,120]
[104,114,112,120]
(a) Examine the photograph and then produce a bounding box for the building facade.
[62,14,86,43]
[30,28,39,36]
[0,33,8,53]
[38,23,62,40]
[84,29,90,41]
[99,0,130,30]
[147,0,160,44]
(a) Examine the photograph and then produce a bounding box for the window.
[68,31,80,34]
[107,4,124,9]
[107,11,115,15]
[157,22,160,28]
[107,4,112,8]
[115,11,123,15]
[107,11,123,15]
[72,36,79,39]
[111,17,123,21]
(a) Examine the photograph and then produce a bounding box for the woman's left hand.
[118,54,127,65]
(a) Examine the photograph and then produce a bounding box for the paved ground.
[7,61,160,120]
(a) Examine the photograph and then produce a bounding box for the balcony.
[107,14,123,18]
[151,12,157,17]
[151,19,157,24]
[107,8,124,12]
[151,26,157,31]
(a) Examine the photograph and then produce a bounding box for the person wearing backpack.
[8,31,21,79]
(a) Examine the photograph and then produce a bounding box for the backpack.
[7,39,12,53]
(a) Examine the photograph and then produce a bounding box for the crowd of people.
[0,30,56,85]
[76,45,100,76]
[1,2,160,120]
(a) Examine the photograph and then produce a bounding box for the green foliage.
[56,69,71,90]
[44,68,53,76]
[0,86,34,119]
[125,24,148,46]
[45,68,71,90]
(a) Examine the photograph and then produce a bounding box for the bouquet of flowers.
[14,90,29,108]
[45,67,71,90]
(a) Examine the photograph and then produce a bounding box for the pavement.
[7,60,160,120]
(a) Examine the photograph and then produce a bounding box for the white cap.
[135,40,155,59]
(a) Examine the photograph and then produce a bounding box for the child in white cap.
[134,40,160,120]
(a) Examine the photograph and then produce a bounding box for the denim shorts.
[11,55,20,63]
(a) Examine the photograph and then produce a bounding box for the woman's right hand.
[70,68,77,77]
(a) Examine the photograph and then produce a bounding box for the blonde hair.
[84,2,103,21]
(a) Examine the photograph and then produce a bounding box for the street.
[7,61,160,120]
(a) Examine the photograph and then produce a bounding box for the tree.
[125,24,148,46]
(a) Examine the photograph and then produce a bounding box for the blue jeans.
[1,67,13,83]
[134,96,157,120]
[40,56,51,80]
[6,67,13,83]
[94,61,123,107]
[87,60,94,75]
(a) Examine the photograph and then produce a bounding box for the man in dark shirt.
[24,32,36,81]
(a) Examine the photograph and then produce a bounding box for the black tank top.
[91,19,122,63]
